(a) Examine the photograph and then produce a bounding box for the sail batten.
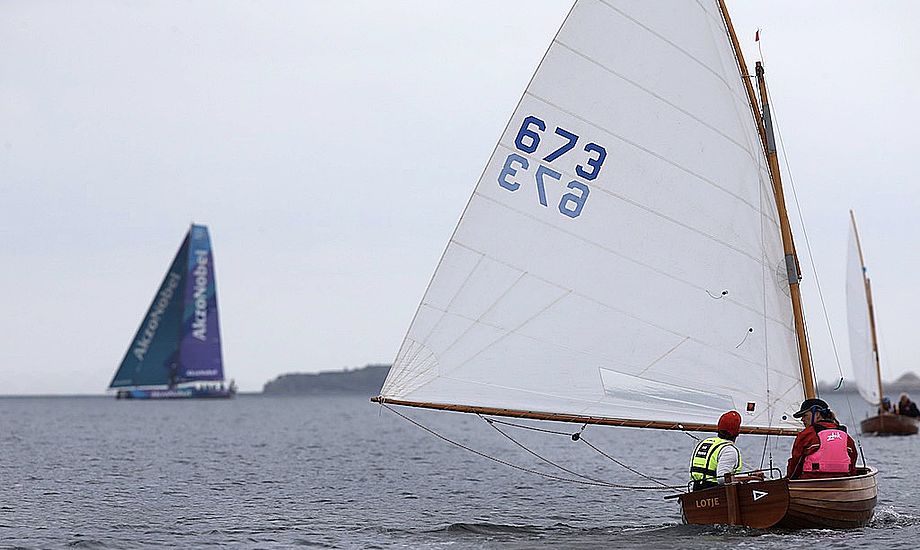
[381,0,805,431]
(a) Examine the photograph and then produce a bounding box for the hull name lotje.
[694,497,721,508]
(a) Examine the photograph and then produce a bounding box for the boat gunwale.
[786,466,878,487]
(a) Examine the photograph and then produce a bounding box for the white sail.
[381,0,805,431]
[846,214,879,405]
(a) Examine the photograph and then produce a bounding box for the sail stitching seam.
[468,191,793,329]
[386,253,487,393]
[414,308,786,404]
[523,91,774,225]
[394,291,572,395]
[392,273,539,395]
[551,39,754,158]
[597,0,748,109]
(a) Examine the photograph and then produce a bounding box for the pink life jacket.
[802,429,851,474]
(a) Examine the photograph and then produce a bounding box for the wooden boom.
[372,396,801,436]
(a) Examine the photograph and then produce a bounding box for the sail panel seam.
[551,39,754,158]
[468,191,794,328]
[522,91,776,229]
[596,0,749,110]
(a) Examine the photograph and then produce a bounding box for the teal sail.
[109,225,225,389]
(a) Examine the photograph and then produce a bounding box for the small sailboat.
[109,224,235,399]
[374,0,876,529]
[847,211,917,435]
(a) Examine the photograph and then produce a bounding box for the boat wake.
[442,522,544,535]
[868,506,920,528]
[435,521,685,538]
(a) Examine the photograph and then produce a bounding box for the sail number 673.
[497,115,604,219]
[514,115,607,180]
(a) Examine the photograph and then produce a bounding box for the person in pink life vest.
[787,398,858,479]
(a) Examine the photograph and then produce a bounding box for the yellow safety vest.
[689,436,742,484]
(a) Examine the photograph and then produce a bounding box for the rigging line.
[677,425,701,441]
[482,416,625,487]
[764,79,844,381]
[766,77,866,454]
[483,416,678,487]
[483,416,572,436]
[379,405,610,488]
[578,438,678,489]
[803,311,866,451]
[756,120,773,470]
[759,431,769,471]
[380,405,677,491]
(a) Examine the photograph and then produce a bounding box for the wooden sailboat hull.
[777,467,878,529]
[678,479,789,529]
[860,414,918,435]
[678,467,877,529]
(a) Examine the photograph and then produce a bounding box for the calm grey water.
[1,393,917,549]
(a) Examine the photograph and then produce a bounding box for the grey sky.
[2,1,917,395]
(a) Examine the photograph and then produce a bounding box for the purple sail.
[177,224,224,383]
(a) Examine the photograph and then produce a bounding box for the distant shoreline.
[262,364,390,396]
[4,368,915,398]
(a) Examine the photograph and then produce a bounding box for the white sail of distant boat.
[377,0,808,434]
[846,211,881,406]
[846,211,914,436]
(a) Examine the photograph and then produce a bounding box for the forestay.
[846,214,879,405]
[380,0,805,432]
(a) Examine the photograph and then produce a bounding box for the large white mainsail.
[846,212,881,405]
[380,0,805,433]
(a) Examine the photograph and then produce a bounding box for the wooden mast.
[850,210,884,404]
[717,0,816,399]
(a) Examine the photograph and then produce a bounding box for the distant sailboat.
[847,211,916,435]
[109,224,235,399]
[374,0,876,529]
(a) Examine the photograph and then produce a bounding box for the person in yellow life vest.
[689,410,747,491]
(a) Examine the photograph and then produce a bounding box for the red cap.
[718,410,742,437]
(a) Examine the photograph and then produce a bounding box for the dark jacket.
[898,401,920,417]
